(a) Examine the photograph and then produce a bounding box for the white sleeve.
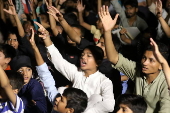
[46,44,79,82]
[84,80,115,113]
[9,95,24,113]
[36,63,58,104]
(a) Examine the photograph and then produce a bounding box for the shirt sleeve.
[36,63,59,104]
[84,79,115,113]
[112,54,137,81]
[46,44,80,82]
[158,80,170,113]
[9,95,24,113]
[110,0,127,23]
[29,80,47,113]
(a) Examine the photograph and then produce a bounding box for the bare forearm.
[97,0,102,13]
[78,12,91,30]
[158,16,170,38]
[120,35,132,44]
[33,46,44,66]
[104,31,119,64]
[49,14,58,36]
[0,66,10,88]
[60,19,81,43]
[13,15,25,37]
[162,60,170,89]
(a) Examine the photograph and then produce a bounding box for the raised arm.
[47,6,81,44]
[0,66,16,107]
[29,27,59,103]
[34,21,79,82]
[57,0,66,10]
[3,0,25,37]
[150,38,170,89]
[156,0,170,38]
[77,0,91,30]
[99,6,119,64]
[0,0,6,23]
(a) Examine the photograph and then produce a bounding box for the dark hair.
[0,44,16,59]
[124,0,138,8]
[63,88,88,113]
[10,55,32,72]
[5,70,24,91]
[64,12,79,25]
[144,41,169,60]
[116,94,147,113]
[83,45,104,66]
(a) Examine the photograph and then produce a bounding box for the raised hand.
[47,6,64,22]
[28,0,36,13]
[45,0,52,7]
[59,0,66,5]
[155,0,162,17]
[34,21,50,39]
[150,38,165,64]
[119,28,127,35]
[3,0,17,15]
[29,28,37,48]
[77,0,85,13]
[98,5,119,32]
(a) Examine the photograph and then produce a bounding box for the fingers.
[45,0,49,6]
[30,28,34,40]
[114,14,119,21]
[34,21,44,29]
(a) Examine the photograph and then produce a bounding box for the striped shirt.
[0,95,24,113]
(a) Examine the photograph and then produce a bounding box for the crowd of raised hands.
[0,0,170,113]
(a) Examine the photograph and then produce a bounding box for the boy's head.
[0,70,24,100]
[141,42,169,75]
[5,70,24,94]
[116,94,147,113]
[10,55,32,85]
[124,0,138,18]
[53,88,88,113]
[0,44,16,69]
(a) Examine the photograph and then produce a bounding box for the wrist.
[58,3,62,6]
[156,12,162,19]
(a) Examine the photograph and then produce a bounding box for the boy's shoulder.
[0,95,24,113]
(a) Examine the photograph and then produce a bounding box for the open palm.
[3,0,16,15]
[99,6,119,32]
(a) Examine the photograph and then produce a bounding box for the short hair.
[144,41,169,60]
[83,45,104,66]
[0,44,16,59]
[5,70,24,91]
[124,0,138,8]
[62,88,88,113]
[116,94,147,113]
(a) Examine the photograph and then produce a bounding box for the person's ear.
[158,64,162,70]
[136,8,138,12]
[5,57,11,64]
[13,89,19,94]
[66,108,74,113]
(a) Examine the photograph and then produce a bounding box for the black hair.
[116,94,147,113]
[144,41,169,60]
[5,70,24,91]
[64,12,79,25]
[83,45,104,66]
[124,0,138,8]
[0,44,16,59]
[63,88,88,113]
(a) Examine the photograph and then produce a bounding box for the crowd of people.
[0,0,170,113]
